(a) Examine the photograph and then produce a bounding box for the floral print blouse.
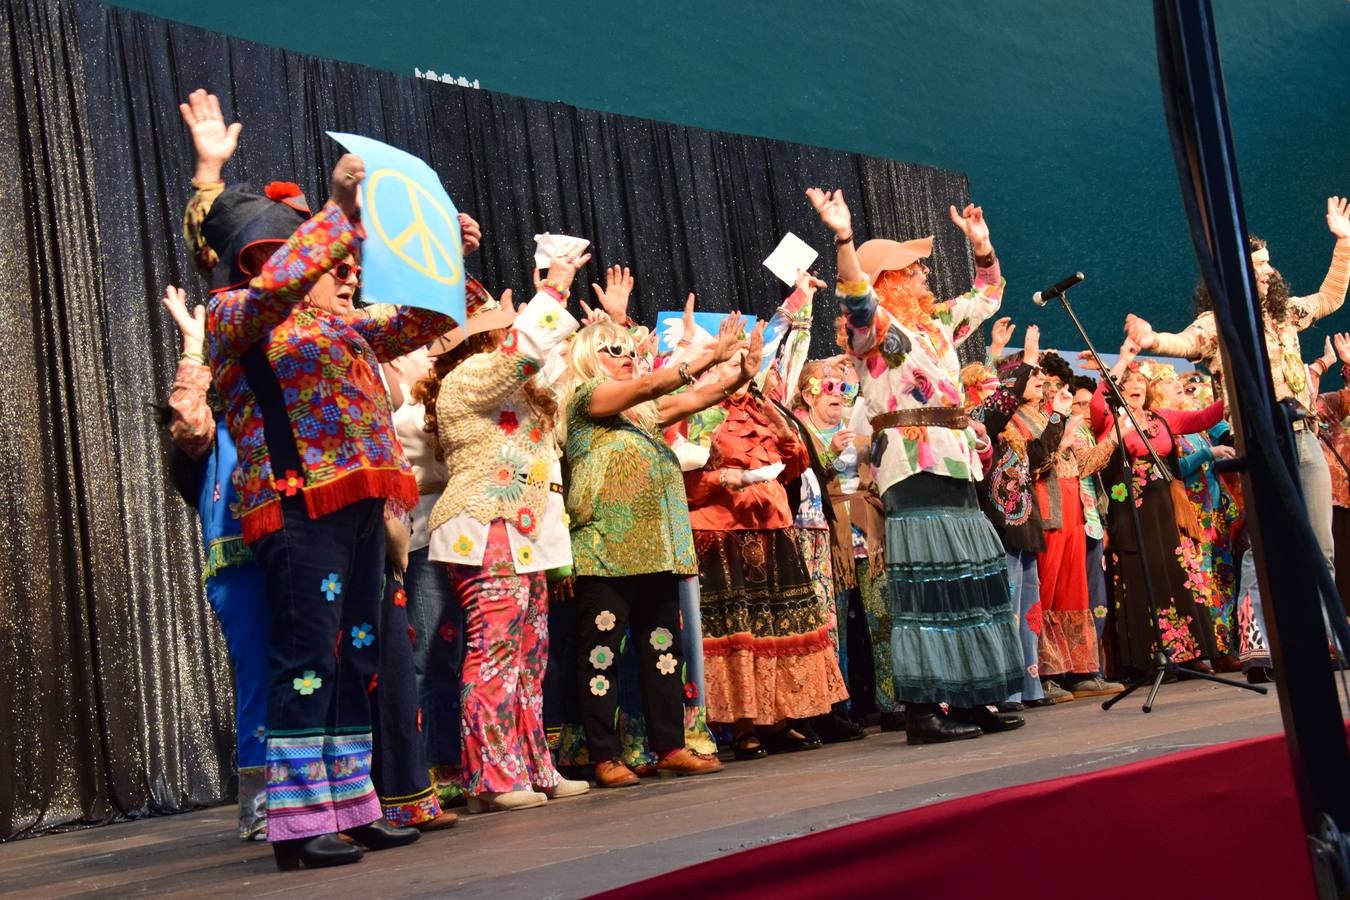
[837,260,1004,495]
[565,378,698,577]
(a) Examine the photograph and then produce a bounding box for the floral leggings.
[446,521,561,796]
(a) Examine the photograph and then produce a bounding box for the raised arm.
[1290,197,1350,327]
[807,187,881,356]
[179,89,239,278]
[942,202,1003,332]
[657,322,766,427]
[1156,399,1227,436]
[207,154,365,357]
[161,285,215,460]
[589,313,749,419]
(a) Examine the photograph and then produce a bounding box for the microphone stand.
[1039,283,1267,712]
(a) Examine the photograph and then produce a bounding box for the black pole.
[1153,0,1350,890]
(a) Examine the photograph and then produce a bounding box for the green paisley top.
[564,378,698,577]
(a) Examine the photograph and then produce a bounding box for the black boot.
[1245,666,1273,685]
[272,833,363,871]
[951,705,1025,734]
[905,710,982,745]
[342,818,420,850]
[810,712,867,743]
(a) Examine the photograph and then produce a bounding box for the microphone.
[1032,272,1085,306]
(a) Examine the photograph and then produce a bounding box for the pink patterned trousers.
[445,521,561,796]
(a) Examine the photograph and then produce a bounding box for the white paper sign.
[533,233,590,269]
[762,232,819,286]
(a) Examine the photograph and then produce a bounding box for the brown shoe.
[655,747,725,777]
[594,759,640,788]
[416,811,459,831]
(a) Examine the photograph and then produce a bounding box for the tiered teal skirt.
[883,473,1025,707]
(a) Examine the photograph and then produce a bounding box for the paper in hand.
[762,232,819,286]
[740,462,786,485]
[534,233,590,270]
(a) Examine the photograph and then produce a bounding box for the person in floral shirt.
[424,248,591,814]
[806,186,1025,744]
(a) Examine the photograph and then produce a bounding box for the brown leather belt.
[870,408,969,431]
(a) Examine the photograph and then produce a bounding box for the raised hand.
[1076,350,1102,372]
[805,187,853,240]
[1334,332,1350,365]
[542,239,592,292]
[161,284,205,357]
[590,264,635,322]
[578,300,611,327]
[330,153,365,221]
[179,89,241,184]
[989,316,1016,357]
[1118,337,1142,368]
[739,321,767,379]
[948,202,992,256]
[459,213,482,256]
[1125,313,1158,350]
[713,312,746,363]
[678,292,698,346]
[1319,335,1337,370]
[1051,385,1073,415]
[795,270,827,299]
[1022,324,1040,365]
[1326,195,1350,242]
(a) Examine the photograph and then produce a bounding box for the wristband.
[539,278,570,301]
[678,362,695,385]
[836,232,854,245]
[180,349,206,365]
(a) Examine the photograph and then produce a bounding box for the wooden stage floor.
[2,678,1294,898]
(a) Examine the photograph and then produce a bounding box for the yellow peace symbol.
[365,169,463,285]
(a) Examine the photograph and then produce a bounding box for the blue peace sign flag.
[328,132,466,324]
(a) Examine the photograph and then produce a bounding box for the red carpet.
[598,731,1318,899]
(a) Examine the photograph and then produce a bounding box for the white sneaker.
[465,789,548,813]
[540,778,590,800]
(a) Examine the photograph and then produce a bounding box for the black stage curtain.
[0,0,976,839]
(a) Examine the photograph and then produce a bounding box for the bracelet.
[678,362,695,385]
[974,250,997,268]
[718,469,731,490]
[180,350,206,365]
[836,232,854,245]
[540,278,570,300]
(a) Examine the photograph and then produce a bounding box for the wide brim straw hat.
[856,236,935,284]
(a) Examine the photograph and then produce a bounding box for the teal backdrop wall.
[109,0,1350,356]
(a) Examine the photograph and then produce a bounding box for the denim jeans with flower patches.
[404,546,465,769]
[574,573,687,762]
[252,497,386,842]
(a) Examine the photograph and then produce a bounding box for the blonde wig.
[563,321,661,435]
